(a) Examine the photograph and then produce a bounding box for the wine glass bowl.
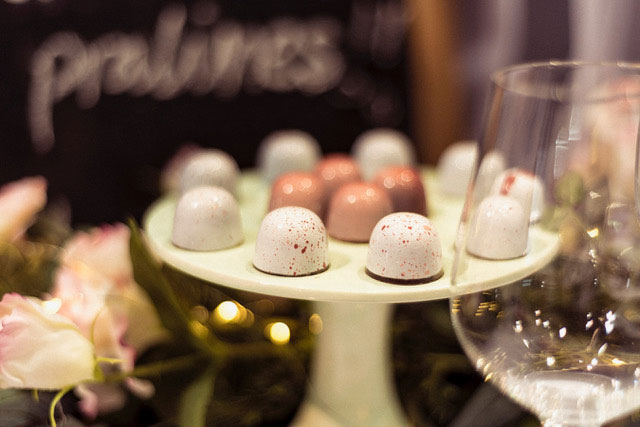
[451,62,640,426]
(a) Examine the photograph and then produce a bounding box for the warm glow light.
[598,343,608,356]
[612,358,625,366]
[546,356,556,367]
[215,301,240,324]
[42,298,62,314]
[513,320,523,333]
[189,320,209,339]
[309,313,323,335]
[267,322,290,345]
[587,228,599,238]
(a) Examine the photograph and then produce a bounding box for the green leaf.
[178,364,217,427]
[128,219,211,355]
[0,241,58,298]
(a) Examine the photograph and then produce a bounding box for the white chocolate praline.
[179,149,240,196]
[466,195,528,260]
[437,141,477,196]
[352,128,415,180]
[366,213,442,282]
[258,130,322,182]
[474,151,506,201]
[172,186,243,251]
[253,206,329,277]
[160,144,202,193]
[490,168,545,222]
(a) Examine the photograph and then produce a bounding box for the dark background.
[0,0,575,225]
[0,0,413,224]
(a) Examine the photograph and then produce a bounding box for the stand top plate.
[143,169,559,303]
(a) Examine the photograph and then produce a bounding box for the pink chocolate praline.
[268,172,325,217]
[326,182,393,242]
[314,154,362,204]
[373,166,427,215]
[253,206,329,277]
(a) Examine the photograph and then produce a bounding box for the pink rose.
[53,224,166,417]
[62,223,133,285]
[75,377,155,419]
[0,176,47,241]
[53,266,132,365]
[60,224,166,351]
[52,265,147,419]
[0,293,95,390]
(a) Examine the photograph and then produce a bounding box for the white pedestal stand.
[292,302,404,426]
[143,170,559,426]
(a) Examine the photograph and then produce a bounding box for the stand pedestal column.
[292,301,407,426]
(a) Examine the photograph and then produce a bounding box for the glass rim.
[491,60,640,103]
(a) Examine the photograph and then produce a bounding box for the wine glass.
[450,62,640,426]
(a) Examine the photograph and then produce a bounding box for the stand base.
[291,301,407,427]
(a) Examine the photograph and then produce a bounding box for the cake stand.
[143,169,559,427]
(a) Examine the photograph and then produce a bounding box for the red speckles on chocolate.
[500,174,517,195]
[365,212,442,281]
[254,206,329,276]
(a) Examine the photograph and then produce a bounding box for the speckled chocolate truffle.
[268,172,325,217]
[366,213,442,283]
[253,207,328,276]
[373,166,427,215]
[325,182,393,242]
[172,186,243,251]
